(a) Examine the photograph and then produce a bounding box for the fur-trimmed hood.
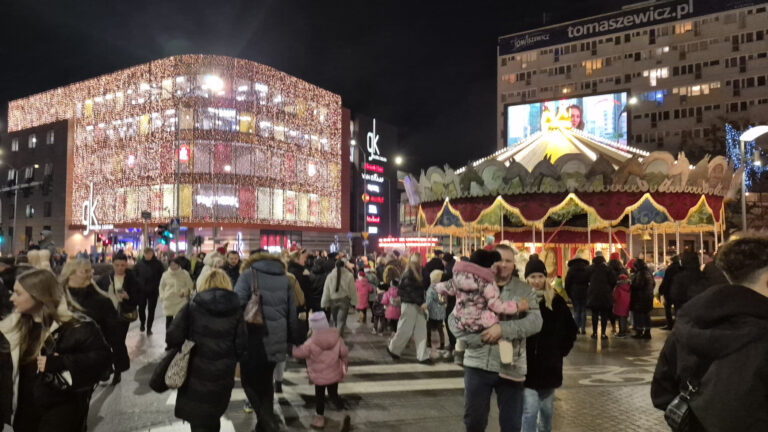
[240,252,286,275]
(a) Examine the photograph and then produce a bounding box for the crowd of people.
[0,230,766,432]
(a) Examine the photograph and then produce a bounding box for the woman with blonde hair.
[387,252,432,364]
[522,258,577,432]
[2,268,111,431]
[167,268,246,432]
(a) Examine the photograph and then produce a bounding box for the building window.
[7,169,16,181]
[24,166,34,180]
[28,134,37,149]
[25,205,34,219]
[44,163,53,176]
[11,138,18,152]
[43,202,52,218]
[46,130,55,145]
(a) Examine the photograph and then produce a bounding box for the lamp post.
[738,126,768,231]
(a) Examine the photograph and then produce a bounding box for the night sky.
[1,0,624,172]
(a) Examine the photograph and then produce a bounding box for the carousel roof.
[406,126,742,239]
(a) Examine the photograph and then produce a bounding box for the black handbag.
[664,380,698,431]
[119,301,139,322]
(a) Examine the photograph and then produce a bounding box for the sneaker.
[243,400,254,414]
[370,328,378,334]
[147,328,153,336]
[601,334,608,340]
[310,414,325,429]
[642,330,652,339]
[615,332,628,338]
[140,324,145,332]
[274,381,283,394]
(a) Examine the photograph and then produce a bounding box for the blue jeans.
[522,387,555,432]
[571,299,587,331]
[463,367,524,432]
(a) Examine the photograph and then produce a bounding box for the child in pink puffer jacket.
[381,282,401,334]
[292,312,349,429]
[355,271,374,324]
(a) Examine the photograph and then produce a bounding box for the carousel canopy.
[407,124,741,239]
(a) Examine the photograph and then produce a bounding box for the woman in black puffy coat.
[167,269,246,432]
[629,258,655,339]
[6,268,112,432]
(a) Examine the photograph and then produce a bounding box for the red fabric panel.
[421,202,442,226]
[494,229,627,244]
[578,192,644,221]
[650,193,705,221]
[704,195,724,223]
[503,193,569,222]
[450,197,501,223]
[238,187,255,219]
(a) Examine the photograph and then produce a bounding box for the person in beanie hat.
[435,249,529,370]
[522,258,577,432]
[292,311,350,429]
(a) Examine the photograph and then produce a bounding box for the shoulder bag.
[164,339,196,389]
[665,379,700,432]
[150,346,178,393]
[244,269,264,326]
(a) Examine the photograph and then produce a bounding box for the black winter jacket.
[629,262,655,313]
[67,283,120,344]
[587,257,617,310]
[525,294,578,390]
[287,261,311,312]
[651,284,768,431]
[221,262,241,288]
[422,258,445,289]
[96,271,141,373]
[565,258,590,302]
[702,261,729,292]
[167,288,246,426]
[13,317,112,431]
[658,259,681,300]
[398,270,426,305]
[134,256,165,294]
[308,258,332,312]
[0,332,11,426]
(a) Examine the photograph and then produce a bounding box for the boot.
[274,381,283,393]
[642,329,652,339]
[340,415,351,432]
[631,329,644,339]
[111,372,121,385]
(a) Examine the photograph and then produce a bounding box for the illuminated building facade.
[5,55,349,254]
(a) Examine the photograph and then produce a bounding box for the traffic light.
[156,225,172,245]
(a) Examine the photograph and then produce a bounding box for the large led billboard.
[505,91,628,147]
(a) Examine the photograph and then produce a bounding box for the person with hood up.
[669,251,703,313]
[167,269,246,432]
[195,248,225,291]
[134,247,166,334]
[355,271,373,324]
[381,276,401,334]
[292,311,350,429]
[564,254,590,334]
[158,256,194,331]
[234,251,302,432]
[612,274,632,337]
[651,234,768,431]
[658,255,682,330]
[629,258,655,339]
[586,254,617,340]
[321,260,357,337]
[522,258,577,432]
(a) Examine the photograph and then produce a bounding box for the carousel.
[405,108,742,277]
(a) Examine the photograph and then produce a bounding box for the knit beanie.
[525,258,547,278]
[469,249,502,269]
[309,311,329,330]
[216,246,227,256]
[595,251,604,258]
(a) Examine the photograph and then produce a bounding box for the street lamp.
[739,125,768,231]
[394,155,403,166]
[0,161,39,255]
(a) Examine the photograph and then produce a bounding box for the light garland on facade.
[8,55,343,229]
[726,123,765,191]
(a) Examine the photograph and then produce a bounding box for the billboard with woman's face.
[505,91,629,147]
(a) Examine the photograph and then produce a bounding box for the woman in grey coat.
[234,252,302,432]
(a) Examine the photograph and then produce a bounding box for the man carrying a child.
[449,244,543,432]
